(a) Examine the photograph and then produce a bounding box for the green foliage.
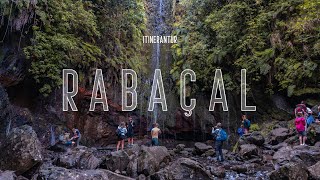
[172,0,320,97]
[1,0,147,96]
[23,0,101,96]
[250,123,260,131]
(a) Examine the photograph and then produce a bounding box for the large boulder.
[137,146,171,176]
[308,161,320,179]
[240,132,265,146]
[273,145,320,166]
[239,144,260,159]
[104,150,130,172]
[151,158,213,180]
[36,164,133,180]
[56,146,101,169]
[194,142,213,155]
[268,162,308,180]
[269,128,290,145]
[0,171,16,180]
[0,125,43,175]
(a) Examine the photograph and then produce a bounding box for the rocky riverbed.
[1,123,320,180]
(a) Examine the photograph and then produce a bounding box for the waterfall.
[50,125,56,146]
[150,0,165,125]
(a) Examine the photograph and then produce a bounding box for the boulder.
[0,125,43,175]
[210,166,225,178]
[137,146,171,176]
[204,149,215,157]
[308,161,320,179]
[273,145,320,166]
[37,165,133,180]
[270,128,290,145]
[151,158,213,179]
[194,142,213,155]
[0,171,16,180]
[268,162,308,180]
[176,144,186,153]
[56,146,101,169]
[240,132,265,146]
[105,150,130,172]
[239,144,260,159]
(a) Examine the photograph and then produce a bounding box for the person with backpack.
[116,122,127,151]
[295,112,307,145]
[242,115,251,134]
[127,117,135,147]
[212,123,228,162]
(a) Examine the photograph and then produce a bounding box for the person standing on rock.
[116,122,127,151]
[151,123,161,146]
[212,123,228,162]
[127,117,135,147]
[295,112,307,145]
[242,115,251,134]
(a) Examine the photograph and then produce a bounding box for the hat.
[216,123,222,128]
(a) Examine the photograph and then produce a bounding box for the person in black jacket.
[127,117,134,147]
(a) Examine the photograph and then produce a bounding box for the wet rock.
[0,171,16,180]
[151,158,213,180]
[314,142,320,147]
[137,146,171,176]
[308,161,320,179]
[37,165,133,180]
[194,142,213,155]
[239,144,260,159]
[137,174,146,180]
[176,144,185,153]
[268,162,308,180]
[270,128,290,145]
[56,146,101,169]
[204,149,215,157]
[0,125,43,175]
[240,132,265,146]
[273,145,320,166]
[210,166,225,178]
[105,150,130,172]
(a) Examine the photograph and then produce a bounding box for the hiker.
[237,125,245,137]
[306,108,315,127]
[127,117,135,147]
[242,115,251,134]
[212,123,228,162]
[151,123,161,146]
[295,112,307,145]
[116,122,127,151]
[295,101,307,117]
[70,128,81,146]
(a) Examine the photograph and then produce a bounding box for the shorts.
[117,135,126,141]
[151,138,159,146]
[298,131,306,136]
[127,131,134,138]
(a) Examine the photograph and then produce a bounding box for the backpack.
[217,129,228,141]
[244,119,251,128]
[116,128,121,136]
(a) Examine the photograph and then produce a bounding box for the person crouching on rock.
[295,112,307,146]
[70,128,81,146]
[116,122,127,151]
[151,123,161,146]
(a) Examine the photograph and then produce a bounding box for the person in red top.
[295,112,306,145]
[295,101,307,117]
